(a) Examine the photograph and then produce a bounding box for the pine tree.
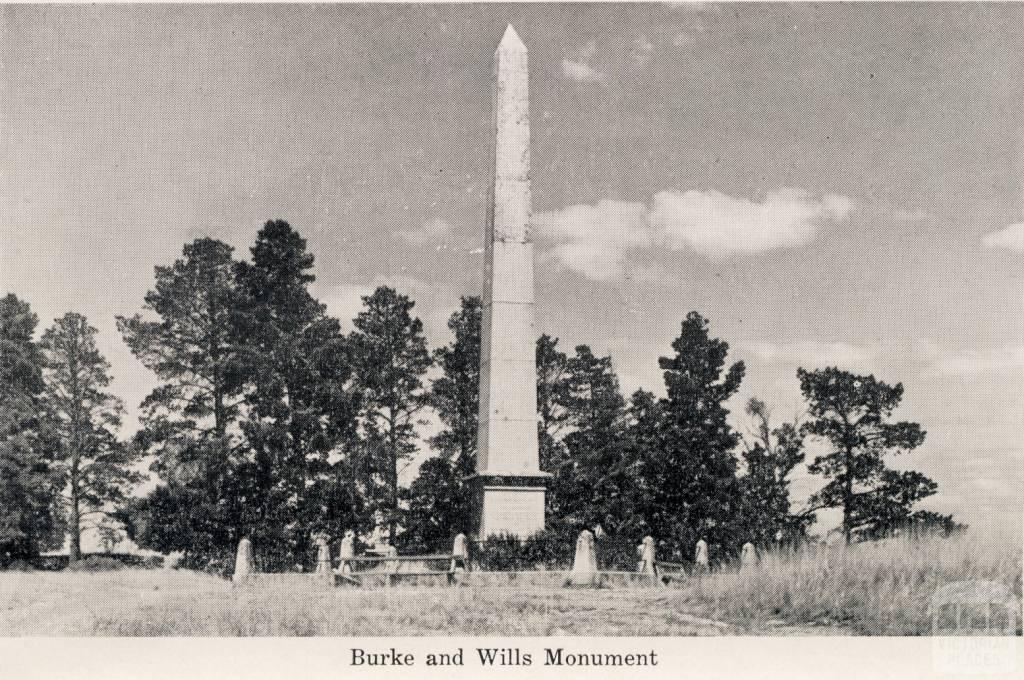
[403,297,481,549]
[40,312,141,560]
[117,238,244,482]
[0,294,59,563]
[429,296,481,478]
[117,239,246,566]
[349,286,432,544]
[798,367,934,542]
[234,220,359,566]
[555,346,636,535]
[535,334,570,521]
[401,457,466,553]
[624,388,663,539]
[649,311,746,558]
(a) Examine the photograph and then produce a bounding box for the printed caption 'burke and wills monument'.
[472,25,549,538]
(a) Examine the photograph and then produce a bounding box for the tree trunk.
[69,485,81,562]
[843,449,853,545]
[389,441,398,544]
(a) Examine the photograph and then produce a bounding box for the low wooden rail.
[338,554,454,563]
[654,560,687,583]
[333,553,467,587]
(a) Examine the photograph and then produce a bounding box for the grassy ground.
[1,533,1019,636]
[0,570,745,636]
[674,532,1023,635]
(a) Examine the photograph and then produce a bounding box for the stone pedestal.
[570,530,599,585]
[232,537,254,585]
[638,536,657,576]
[694,539,709,575]
[314,534,331,579]
[471,475,548,538]
[451,533,469,572]
[740,542,757,573]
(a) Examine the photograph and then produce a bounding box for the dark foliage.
[400,457,469,554]
[737,398,813,548]
[403,297,481,552]
[638,312,747,559]
[349,286,432,543]
[66,555,125,572]
[233,220,360,565]
[0,294,61,563]
[116,239,247,568]
[40,313,140,561]
[469,529,576,571]
[799,367,933,543]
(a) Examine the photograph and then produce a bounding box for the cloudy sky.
[3,3,1022,536]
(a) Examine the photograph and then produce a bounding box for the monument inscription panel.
[480,486,546,538]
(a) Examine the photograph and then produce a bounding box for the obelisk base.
[468,474,548,539]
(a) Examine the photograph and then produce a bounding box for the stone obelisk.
[473,25,548,538]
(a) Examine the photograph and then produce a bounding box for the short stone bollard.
[740,542,757,573]
[336,529,355,575]
[383,543,399,574]
[451,533,468,573]
[638,535,657,577]
[314,533,332,580]
[694,539,709,575]
[233,537,254,585]
[570,529,599,585]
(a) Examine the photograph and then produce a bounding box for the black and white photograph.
[1,1,1021,658]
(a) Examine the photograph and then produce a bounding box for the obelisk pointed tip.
[497,24,526,53]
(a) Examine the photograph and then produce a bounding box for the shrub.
[470,533,525,571]
[469,528,640,571]
[523,530,575,570]
[179,551,235,577]
[595,537,641,571]
[67,556,125,572]
[100,553,163,569]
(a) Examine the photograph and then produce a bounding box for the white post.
[232,537,254,585]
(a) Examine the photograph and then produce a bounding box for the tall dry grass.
[672,532,1023,635]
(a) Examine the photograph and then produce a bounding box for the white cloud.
[561,59,606,84]
[651,187,852,258]
[981,222,1024,252]
[534,199,651,281]
[321,283,375,328]
[562,40,606,84]
[535,187,853,280]
[665,1,723,13]
[915,339,1024,376]
[740,341,879,374]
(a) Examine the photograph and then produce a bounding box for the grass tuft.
[673,532,1022,635]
